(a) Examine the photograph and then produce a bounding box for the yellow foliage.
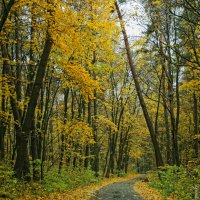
[56,120,94,145]
[132,35,147,48]
[48,0,118,99]
[2,0,119,103]
[0,76,13,98]
[134,181,164,200]
[0,110,11,123]
[95,115,118,132]
[57,60,100,100]
[129,148,143,159]
[180,79,200,94]
[152,0,162,7]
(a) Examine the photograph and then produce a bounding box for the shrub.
[0,163,18,199]
[42,167,98,193]
[148,165,200,200]
[0,162,99,198]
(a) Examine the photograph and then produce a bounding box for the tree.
[0,0,15,32]
[115,0,164,167]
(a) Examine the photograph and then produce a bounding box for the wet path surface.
[91,175,146,200]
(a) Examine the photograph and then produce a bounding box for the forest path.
[90,175,146,200]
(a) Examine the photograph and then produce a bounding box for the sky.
[119,0,147,39]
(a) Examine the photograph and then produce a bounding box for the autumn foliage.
[0,0,200,199]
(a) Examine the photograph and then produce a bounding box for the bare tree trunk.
[193,93,199,158]
[0,119,6,160]
[92,90,99,176]
[0,64,7,161]
[162,76,171,164]
[167,49,179,166]
[84,101,91,168]
[59,88,69,173]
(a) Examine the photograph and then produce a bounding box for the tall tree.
[115,1,164,167]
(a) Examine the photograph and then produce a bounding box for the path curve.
[90,175,146,200]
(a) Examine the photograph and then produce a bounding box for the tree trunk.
[162,75,171,164]
[59,89,69,173]
[84,101,91,168]
[30,119,40,181]
[0,65,7,161]
[13,10,53,178]
[193,93,199,158]
[115,1,163,167]
[0,120,6,160]
[1,44,28,180]
[92,90,99,176]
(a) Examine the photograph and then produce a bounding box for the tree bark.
[162,75,171,164]
[92,89,99,177]
[193,93,199,158]
[59,89,69,173]
[0,63,7,160]
[84,101,91,168]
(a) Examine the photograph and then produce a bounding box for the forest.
[0,0,200,199]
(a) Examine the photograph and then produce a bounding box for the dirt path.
[90,175,146,200]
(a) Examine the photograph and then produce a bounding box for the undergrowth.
[42,167,99,193]
[148,165,200,200]
[0,163,99,199]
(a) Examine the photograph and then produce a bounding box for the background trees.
[0,0,199,192]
